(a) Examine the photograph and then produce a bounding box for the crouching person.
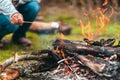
[0,0,40,47]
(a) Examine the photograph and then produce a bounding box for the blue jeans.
[0,1,40,40]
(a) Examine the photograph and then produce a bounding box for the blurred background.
[1,0,120,61]
[40,0,120,21]
[38,0,120,40]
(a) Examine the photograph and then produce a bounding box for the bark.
[0,61,40,80]
[53,39,120,58]
[0,54,48,72]
[78,55,105,72]
[77,55,120,77]
[0,49,58,80]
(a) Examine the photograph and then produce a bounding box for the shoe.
[0,41,3,48]
[35,25,71,35]
[58,24,72,35]
[12,37,32,46]
[29,21,71,35]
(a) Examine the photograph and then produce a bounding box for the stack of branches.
[52,39,120,79]
[0,50,58,80]
[1,38,120,80]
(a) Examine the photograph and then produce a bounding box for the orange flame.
[80,19,93,40]
[103,0,108,6]
[88,53,94,57]
[55,46,60,53]
[55,32,68,64]
[61,50,69,64]
[104,57,109,61]
[95,5,114,37]
[60,33,65,45]
[80,0,114,40]
[55,33,65,53]
[95,8,110,35]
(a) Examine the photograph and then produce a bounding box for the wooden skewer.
[24,21,33,24]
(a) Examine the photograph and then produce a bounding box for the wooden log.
[0,68,19,80]
[77,55,120,77]
[0,61,40,80]
[53,39,120,58]
[0,54,48,72]
[77,55,106,72]
[0,50,58,80]
[0,49,59,80]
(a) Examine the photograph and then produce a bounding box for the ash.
[25,57,117,80]
[41,64,107,80]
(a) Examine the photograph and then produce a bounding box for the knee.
[26,2,40,14]
[0,15,18,34]
[3,17,18,33]
[5,23,18,33]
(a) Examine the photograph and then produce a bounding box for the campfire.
[1,0,120,80]
[0,38,120,80]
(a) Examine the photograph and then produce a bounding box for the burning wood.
[52,39,120,79]
[53,39,120,58]
[78,55,106,72]
[77,55,120,77]
[1,39,120,80]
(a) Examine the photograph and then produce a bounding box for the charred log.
[31,49,60,61]
[77,55,120,78]
[53,39,120,58]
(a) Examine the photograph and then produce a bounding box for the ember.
[51,38,120,80]
[0,39,120,80]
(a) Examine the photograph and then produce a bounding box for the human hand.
[11,12,24,26]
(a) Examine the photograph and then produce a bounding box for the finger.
[18,19,23,26]
[11,15,18,24]
[14,18,19,24]
[17,15,24,26]
[11,18,18,24]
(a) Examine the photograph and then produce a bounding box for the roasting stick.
[24,21,33,24]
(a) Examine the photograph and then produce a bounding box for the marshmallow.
[51,22,59,28]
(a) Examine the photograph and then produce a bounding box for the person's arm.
[0,0,18,17]
[19,0,41,4]
[0,0,23,25]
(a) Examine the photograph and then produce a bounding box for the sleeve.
[19,0,41,4]
[0,0,18,18]
[37,0,41,3]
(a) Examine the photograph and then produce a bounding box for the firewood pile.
[1,38,120,80]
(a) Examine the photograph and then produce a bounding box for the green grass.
[0,14,120,62]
